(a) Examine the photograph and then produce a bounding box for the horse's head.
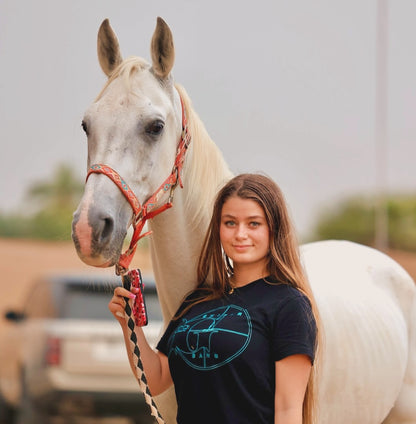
[72,18,182,267]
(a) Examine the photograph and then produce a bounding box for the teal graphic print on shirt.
[167,305,252,370]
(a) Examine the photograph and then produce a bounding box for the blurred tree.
[0,214,32,238]
[388,196,416,251]
[0,164,84,240]
[311,194,416,252]
[27,164,84,211]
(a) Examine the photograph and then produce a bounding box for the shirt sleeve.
[156,319,175,356]
[272,294,317,363]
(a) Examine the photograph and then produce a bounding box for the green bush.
[0,164,81,241]
[0,208,74,241]
[311,194,416,252]
[0,214,33,238]
[388,197,416,250]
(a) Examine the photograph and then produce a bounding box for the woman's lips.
[233,245,252,251]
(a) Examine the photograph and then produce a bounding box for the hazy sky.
[1,0,415,238]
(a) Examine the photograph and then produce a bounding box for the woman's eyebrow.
[221,214,236,219]
[221,214,265,220]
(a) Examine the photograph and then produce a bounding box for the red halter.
[86,96,191,275]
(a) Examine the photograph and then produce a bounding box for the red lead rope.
[86,96,191,275]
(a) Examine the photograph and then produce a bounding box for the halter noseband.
[86,96,191,275]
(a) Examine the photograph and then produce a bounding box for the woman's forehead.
[221,196,265,217]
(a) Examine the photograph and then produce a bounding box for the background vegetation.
[311,194,416,252]
[1,164,415,252]
[0,164,83,241]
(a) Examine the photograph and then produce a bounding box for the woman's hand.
[108,285,173,395]
[108,285,138,324]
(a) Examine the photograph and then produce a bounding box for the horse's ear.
[97,19,123,77]
[150,17,175,79]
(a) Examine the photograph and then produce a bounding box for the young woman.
[109,173,319,424]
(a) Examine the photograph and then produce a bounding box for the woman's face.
[220,196,270,274]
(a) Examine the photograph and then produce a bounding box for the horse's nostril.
[100,217,114,242]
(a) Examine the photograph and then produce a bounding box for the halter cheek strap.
[86,95,191,275]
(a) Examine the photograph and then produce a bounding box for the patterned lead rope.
[123,286,166,424]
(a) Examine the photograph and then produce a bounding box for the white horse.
[72,18,416,424]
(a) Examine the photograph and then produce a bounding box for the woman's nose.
[236,224,248,239]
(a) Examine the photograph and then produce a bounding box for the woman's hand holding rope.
[108,287,173,397]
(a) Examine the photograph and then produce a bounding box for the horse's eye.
[81,120,89,136]
[145,120,165,136]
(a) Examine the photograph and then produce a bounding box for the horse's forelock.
[95,56,151,101]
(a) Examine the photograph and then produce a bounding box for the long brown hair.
[184,173,320,424]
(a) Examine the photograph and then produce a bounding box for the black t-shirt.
[157,277,316,424]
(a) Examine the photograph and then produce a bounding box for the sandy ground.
[386,248,416,281]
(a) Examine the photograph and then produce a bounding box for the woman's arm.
[108,285,173,396]
[274,354,312,424]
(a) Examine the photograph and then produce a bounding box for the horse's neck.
[149,190,207,323]
[149,108,232,323]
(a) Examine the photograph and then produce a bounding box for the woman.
[109,173,319,424]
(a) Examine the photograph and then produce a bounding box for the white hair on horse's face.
[74,53,182,267]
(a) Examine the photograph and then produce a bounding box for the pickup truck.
[0,272,163,424]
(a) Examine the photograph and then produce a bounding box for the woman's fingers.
[114,286,134,298]
[109,286,135,321]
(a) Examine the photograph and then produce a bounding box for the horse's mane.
[175,84,232,228]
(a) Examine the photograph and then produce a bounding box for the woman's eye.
[81,120,89,136]
[145,120,165,136]
[250,222,260,228]
[225,221,236,227]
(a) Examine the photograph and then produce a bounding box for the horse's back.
[301,240,416,424]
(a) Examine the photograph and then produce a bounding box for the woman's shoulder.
[173,286,213,316]
[260,279,312,309]
[263,277,306,296]
[182,286,212,302]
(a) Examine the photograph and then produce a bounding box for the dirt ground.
[386,248,416,281]
[0,238,415,316]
